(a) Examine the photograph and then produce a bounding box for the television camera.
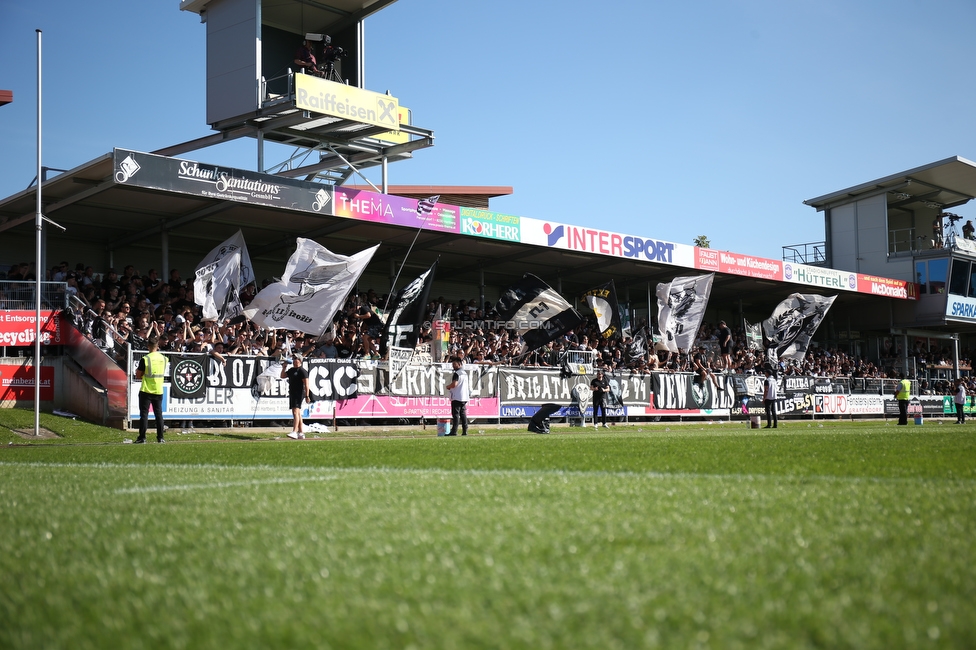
[305,33,346,61]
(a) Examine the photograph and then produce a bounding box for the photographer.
[294,38,323,77]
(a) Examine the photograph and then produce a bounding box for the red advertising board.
[0,364,55,401]
[856,274,918,300]
[0,310,62,346]
[694,247,784,281]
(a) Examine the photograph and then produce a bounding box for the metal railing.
[782,242,827,265]
[559,349,598,375]
[65,295,130,367]
[0,280,68,311]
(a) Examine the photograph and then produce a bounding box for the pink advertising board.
[333,187,459,233]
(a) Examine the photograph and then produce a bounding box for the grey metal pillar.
[161,229,169,283]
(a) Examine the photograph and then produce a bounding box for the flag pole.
[383,196,439,313]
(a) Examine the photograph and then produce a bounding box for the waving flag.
[385,260,437,353]
[582,280,622,340]
[627,326,649,362]
[244,239,379,335]
[744,319,763,351]
[417,195,440,216]
[656,273,714,353]
[194,230,253,320]
[762,293,836,365]
[496,274,583,354]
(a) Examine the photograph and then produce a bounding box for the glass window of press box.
[944,259,976,297]
[917,259,949,294]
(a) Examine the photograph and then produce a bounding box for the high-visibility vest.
[141,351,167,395]
[895,379,911,400]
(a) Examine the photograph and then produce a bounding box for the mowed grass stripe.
[3,426,975,480]
[2,460,976,490]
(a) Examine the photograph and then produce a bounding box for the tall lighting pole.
[33,29,42,436]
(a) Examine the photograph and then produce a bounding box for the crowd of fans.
[2,259,973,388]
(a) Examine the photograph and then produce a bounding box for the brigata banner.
[0,311,62,346]
[113,149,335,215]
[498,368,652,407]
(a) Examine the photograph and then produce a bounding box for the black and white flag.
[169,354,208,400]
[762,293,836,365]
[744,319,763,351]
[582,280,622,340]
[385,260,437,355]
[244,239,379,335]
[496,274,584,355]
[656,273,714,353]
[627,326,649,362]
[194,230,254,320]
[417,195,440,216]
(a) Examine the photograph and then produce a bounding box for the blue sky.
[2,0,975,261]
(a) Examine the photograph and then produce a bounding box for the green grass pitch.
[1,411,975,649]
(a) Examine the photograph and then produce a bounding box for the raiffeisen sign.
[294,74,399,131]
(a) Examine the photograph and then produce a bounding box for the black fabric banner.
[385,261,437,353]
[169,354,208,400]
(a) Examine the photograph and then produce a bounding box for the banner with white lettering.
[0,364,55,401]
[650,372,736,411]
[113,149,335,215]
[498,368,651,407]
[0,311,62,346]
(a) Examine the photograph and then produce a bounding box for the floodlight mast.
[34,29,42,437]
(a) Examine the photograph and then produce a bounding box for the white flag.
[243,239,379,335]
[194,230,253,320]
[656,273,714,353]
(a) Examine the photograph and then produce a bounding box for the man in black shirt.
[280,354,309,439]
[590,369,611,428]
[717,320,733,372]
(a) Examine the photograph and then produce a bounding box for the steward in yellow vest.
[135,336,168,443]
[893,373,911,425]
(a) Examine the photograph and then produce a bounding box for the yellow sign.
[373,106,410,144]
[294,74,400,131]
